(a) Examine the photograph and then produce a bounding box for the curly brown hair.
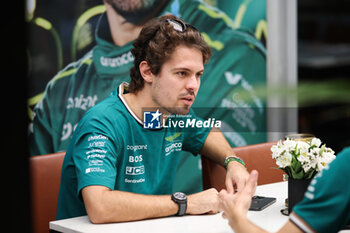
[129,14,212,93]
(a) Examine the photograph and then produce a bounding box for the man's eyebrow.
[171,67,204,73]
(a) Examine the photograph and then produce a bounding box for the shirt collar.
[117,82,143,125]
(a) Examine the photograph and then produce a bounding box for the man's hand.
[198,128,250,193]
[219,170,258,224]
[187,188,221,215]
[225,161,250,193]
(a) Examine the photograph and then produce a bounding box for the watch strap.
[171,192,187,216]
[177,202,187,216]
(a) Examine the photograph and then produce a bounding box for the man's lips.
[180,95,195,105]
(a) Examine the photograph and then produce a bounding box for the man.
[29,0,266,194]
[56,15,249,222]
[219,146,350,233]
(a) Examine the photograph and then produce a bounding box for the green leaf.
[294,144,298,156]
[283,166,292,177]
[296,172,304,179]
[289,156,305,179]
[291,156,303,174]
[295,161,303,173]
[290,167,297,179]
[309,145,317,151]
[291,165,305,179]
[320,144,326,155]
[305,170,316,179]
[291,155,297,165]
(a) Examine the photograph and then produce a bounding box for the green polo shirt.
[56,83,211,220]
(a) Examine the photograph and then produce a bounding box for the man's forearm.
[82,186,221,223]
[82,186,178,223]
[199,128,235,165]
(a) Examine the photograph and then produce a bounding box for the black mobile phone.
[249,196,276,211]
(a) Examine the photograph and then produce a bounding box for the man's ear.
[139,61,154,83]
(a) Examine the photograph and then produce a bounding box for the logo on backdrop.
[143,109,161,129]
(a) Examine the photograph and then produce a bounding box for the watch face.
[174,192,187,201]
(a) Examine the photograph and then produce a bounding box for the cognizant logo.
[126,144,148,152]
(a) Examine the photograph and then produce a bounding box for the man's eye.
[177,71,186,77]
[196,73,203,79]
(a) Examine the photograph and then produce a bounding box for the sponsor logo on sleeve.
[86,149,107,159]
[85,167,105,174]
[87,134,109,148]
[88,160,103,166]
[84,137,109,174]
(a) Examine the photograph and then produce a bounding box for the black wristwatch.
[171,192,187,216]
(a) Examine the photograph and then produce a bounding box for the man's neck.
[105,3,143,47]
[122,88,170,123]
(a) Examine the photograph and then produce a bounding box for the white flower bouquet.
[271,138,336,179]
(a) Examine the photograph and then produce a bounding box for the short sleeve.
[290,147,350,233]
[73,132,119,195]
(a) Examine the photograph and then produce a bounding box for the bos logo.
[143,109,161,129]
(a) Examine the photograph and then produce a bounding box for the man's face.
[151,45,204,115]
[105,0,156,13]
[105,0,165,25]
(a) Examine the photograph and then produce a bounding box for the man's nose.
[186,75,200,92]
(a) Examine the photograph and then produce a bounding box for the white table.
[50,182,289,233]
